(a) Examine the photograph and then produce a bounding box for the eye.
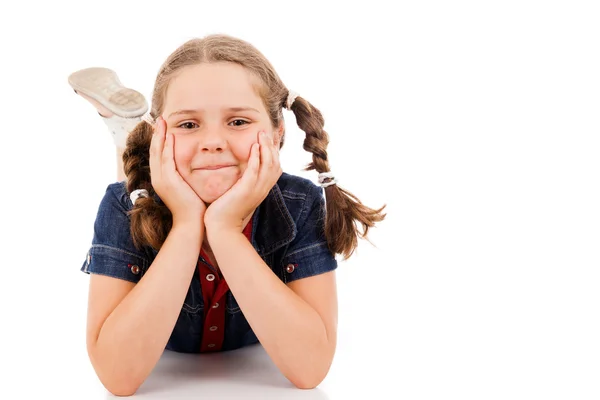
[229,119,250,127]
[177,121,198,129]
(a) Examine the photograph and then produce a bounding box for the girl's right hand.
[149,117,206,226]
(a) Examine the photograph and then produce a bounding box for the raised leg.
[68,67,148,182]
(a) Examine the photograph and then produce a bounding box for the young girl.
[72,34,386,396]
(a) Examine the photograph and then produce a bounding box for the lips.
[197,164,235,170]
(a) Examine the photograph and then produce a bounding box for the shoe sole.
[68,67,148,118]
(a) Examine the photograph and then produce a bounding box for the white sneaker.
[68,67,148,147]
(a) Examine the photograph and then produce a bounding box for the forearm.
[209,230,332,388]
[91,223,202,393]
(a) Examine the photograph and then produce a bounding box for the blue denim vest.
[81,172,338,353]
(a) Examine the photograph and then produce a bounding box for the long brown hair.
[123,34,386,260]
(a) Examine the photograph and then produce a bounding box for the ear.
[274,121,285,147]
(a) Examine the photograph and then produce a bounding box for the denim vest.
[80,172,338,353]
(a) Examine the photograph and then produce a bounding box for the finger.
[150,118,165,153]
[259,131,273,168]
[162,128,175,173]
[260,130,281,183]
[267,133,282,186]
[269,130,281,168]
[242,143,261,186]
[149,117,165,182]
[232,142,259,196]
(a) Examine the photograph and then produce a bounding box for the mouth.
[196,165,235,171]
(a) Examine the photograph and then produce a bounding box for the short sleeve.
[80,183,149,284]
[281,185,338,283]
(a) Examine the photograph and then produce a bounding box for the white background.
[1,0,599,398]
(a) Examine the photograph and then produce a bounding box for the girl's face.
[162,62,281,204]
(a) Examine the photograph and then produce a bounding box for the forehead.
[164,62,264,112]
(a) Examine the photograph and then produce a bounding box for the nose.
[198,127,227,153]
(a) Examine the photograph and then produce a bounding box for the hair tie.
[141,112,155,125]
[285,90,299,110]
[318,172,337,188]
[130,189,149,206]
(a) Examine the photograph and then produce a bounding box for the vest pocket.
[226,292,242,314]
[182,273,204,315]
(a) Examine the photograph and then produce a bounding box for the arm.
[208,230,338,389]
[202,130,337,388]
[87,222,202,396]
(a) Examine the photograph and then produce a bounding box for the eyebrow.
[168,107,260,119]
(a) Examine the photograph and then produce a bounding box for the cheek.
[232,136,258,166]
[173,140,195,173]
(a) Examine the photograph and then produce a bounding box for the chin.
[199,192,220,205]
[188,169,241,204]
[196,181,235,204]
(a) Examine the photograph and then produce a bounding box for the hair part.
[123,34,386,260]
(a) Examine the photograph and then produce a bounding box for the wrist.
[171,218,204,239]
[204,210,254,234]
[172,212,204,229]
[167,222,204,253]
[205,223,240,243]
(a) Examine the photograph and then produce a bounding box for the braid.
[290,95,386,260]
[122,120,173,251]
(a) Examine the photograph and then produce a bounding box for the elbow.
[290,372,326,390]
[289,361,331,390]
[98,368,145,397]
[98,372,142,397]
[292,379,321,390]
[97,369,143,397]
[289,338,336,389]
[105,383,140,397]
[88,348,143,397]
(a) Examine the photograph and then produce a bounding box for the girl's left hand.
[204,130,282,233]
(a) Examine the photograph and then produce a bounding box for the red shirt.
[198,219,253,352]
